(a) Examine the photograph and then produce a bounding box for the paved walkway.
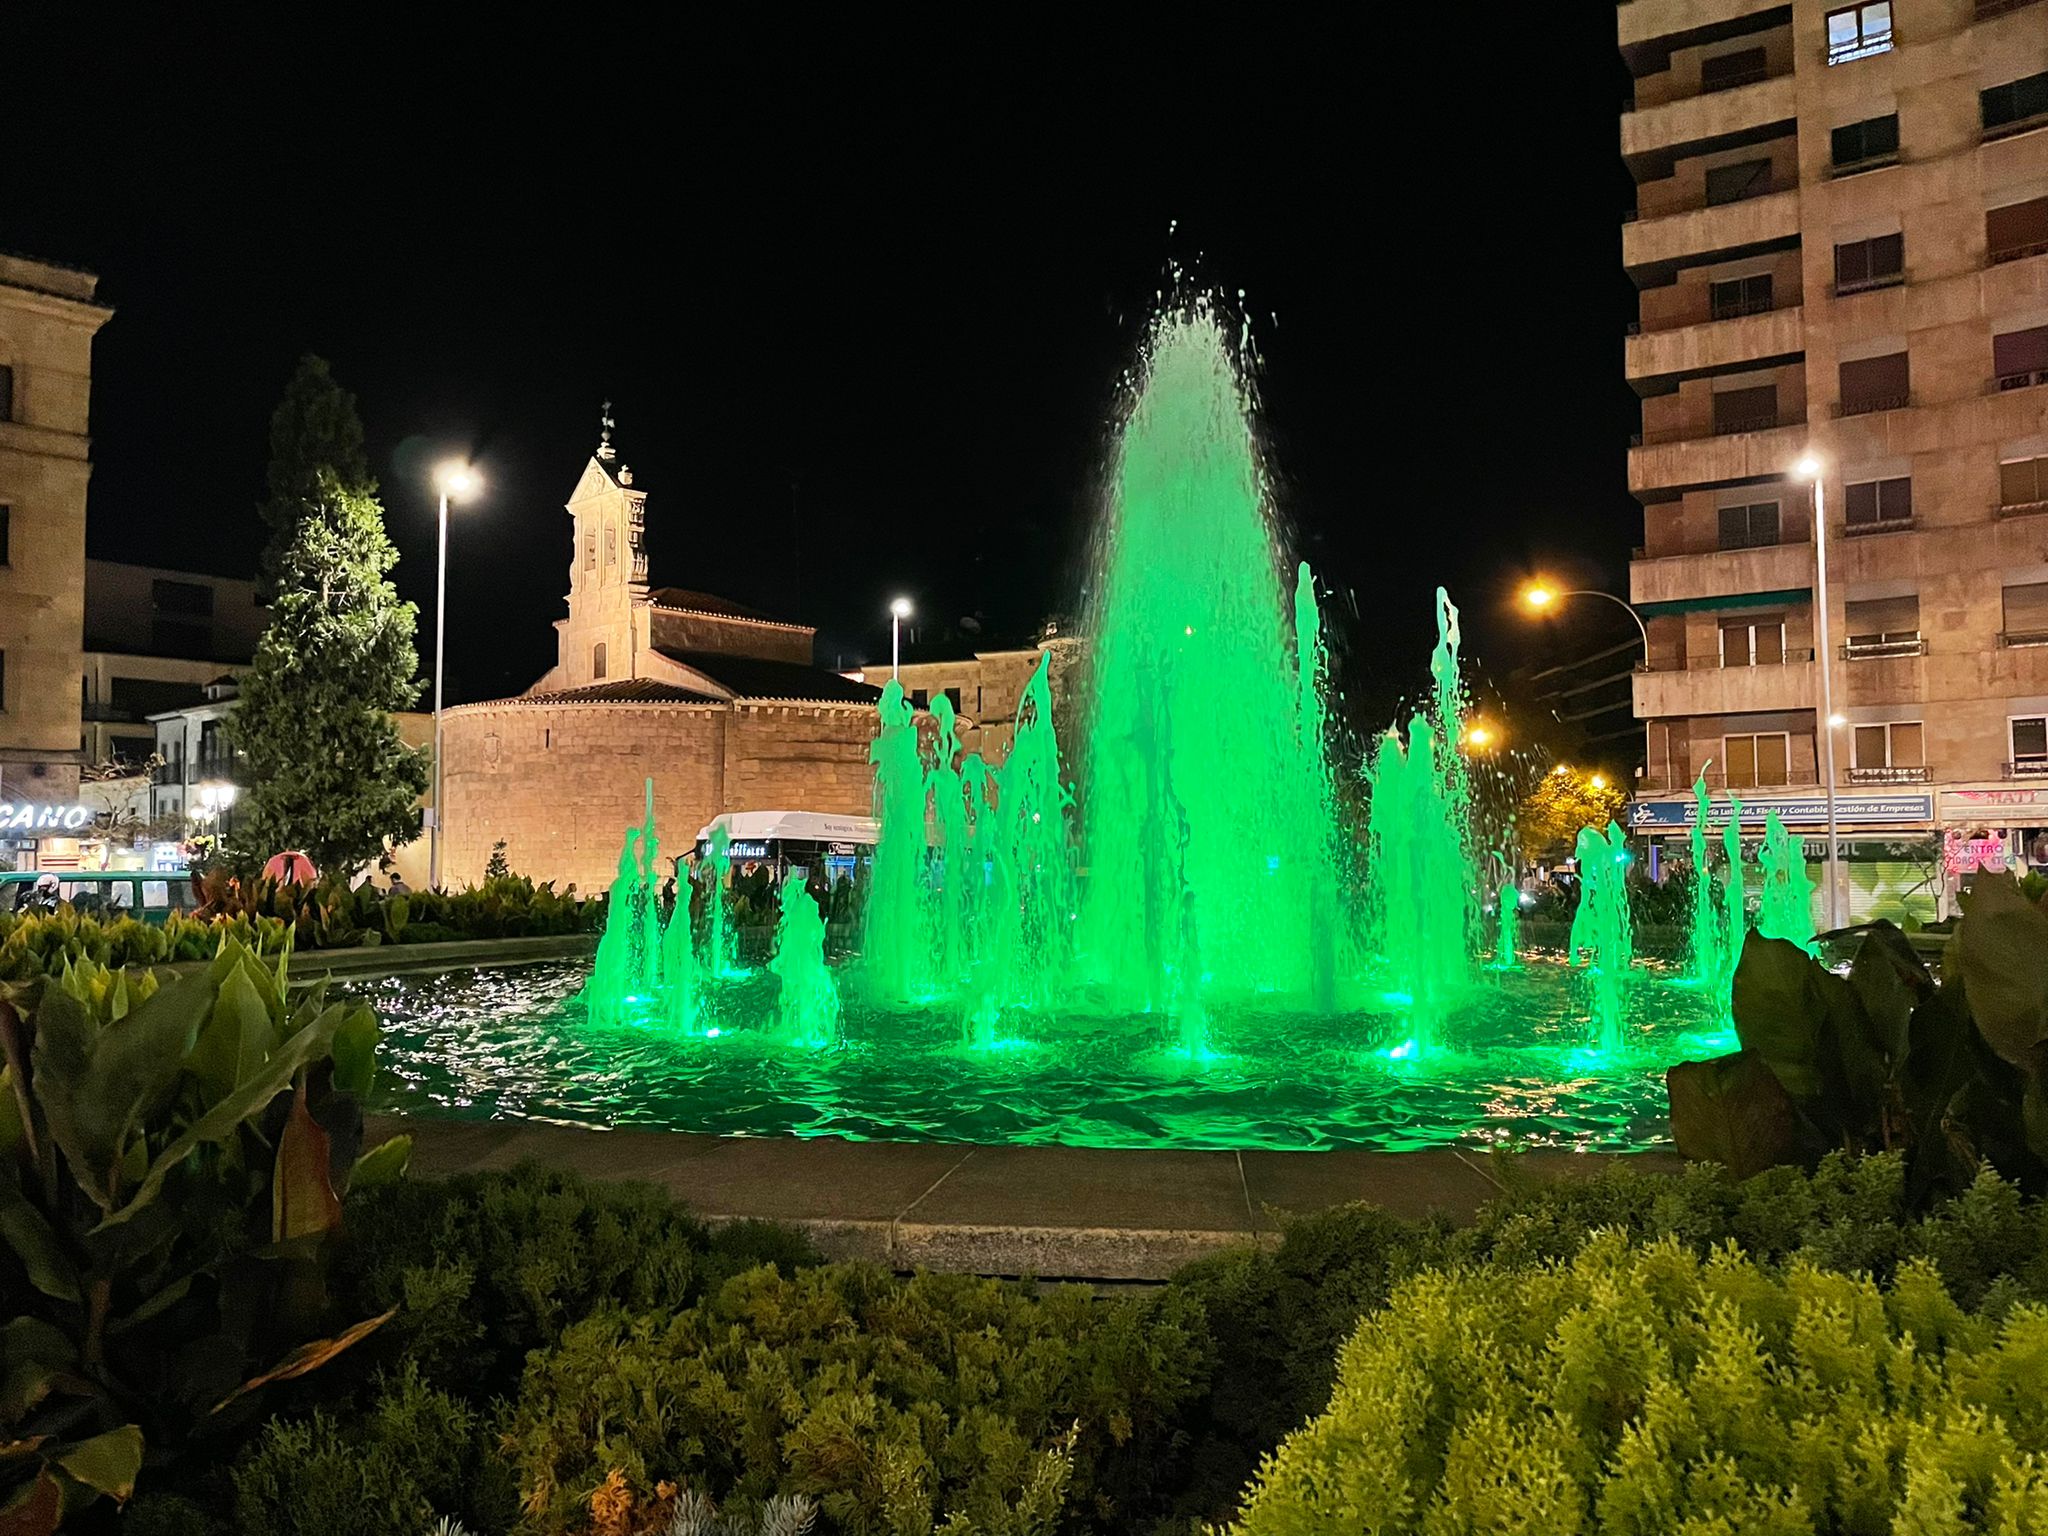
[371,1114,1684,1282]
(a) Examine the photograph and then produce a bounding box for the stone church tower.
[537,404,649,691]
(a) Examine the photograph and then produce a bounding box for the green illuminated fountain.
[1756,809,1817,955]
[1723,798,1747,986]
[771,871,841,1048]
[1075,307,1343,1012]
[1569,821,1634,1052]
[703,821,735,977]
[1687,773,1722,989]
[1495,881,1519,969]
[864,678,928,1000]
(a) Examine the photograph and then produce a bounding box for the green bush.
[335,1163,822,1399]
[0,906,289,981]
[504,1264,1205,1535]
[1233,1229,2048,1534]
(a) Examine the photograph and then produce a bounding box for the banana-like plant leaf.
[208,1307,395,1415]
[91,1001,355,1234]
[26,990,99,1210]
[52,1424,140,1504]
[186,964,271,1103]
[1954,875,2048,1069]
[1731,934,1836,1100]
[1848,923,1925,1061]
[0,1181,76,1306]
[68,968,216,1204]
[0,1468,61,1536]
[0,1003,38,1171]
[347,1135,410,1193]
[329,1007,378,1097]
[1667,1050,1817,1179]
[272,1082,340,1243]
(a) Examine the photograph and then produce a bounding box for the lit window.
[1827,3,1893,65]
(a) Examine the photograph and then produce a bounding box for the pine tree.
[228,362,429,876]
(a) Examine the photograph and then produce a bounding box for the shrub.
[504,1264,1205,1535]
[335,1163,822,1399]
[1233,1229,2048,1534]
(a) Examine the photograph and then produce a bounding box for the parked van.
[0,871,200,924]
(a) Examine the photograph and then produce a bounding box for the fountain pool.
[362,957,1729,1152]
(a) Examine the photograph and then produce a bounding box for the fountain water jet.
[1756,810,1817,954]
[770,871,841,1048]
[1569,820,1634,1052]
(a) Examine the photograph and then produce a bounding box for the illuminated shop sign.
[0,803,93,833]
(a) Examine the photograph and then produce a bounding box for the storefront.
[1936,785,2048,896]
[1627,790,1939,924]
[0,798,115,875]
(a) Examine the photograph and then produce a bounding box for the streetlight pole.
[1802,459,1844,930]
[430,462,479,892]
[1521,585,1652,665]
[889,596,912,681]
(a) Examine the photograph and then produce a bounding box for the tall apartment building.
[0,253,112,810]
[1620,0,2048,915]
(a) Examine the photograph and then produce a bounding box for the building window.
[1839,352,1909,416]
[1983,71,2048,136]
[1719,618,1786,667]
[1712,383,1779,435]
[0,505,9,566]
[584,530,595,570]
[943,686,963,713]
[1993,325,2048,391]
[1852,722,1925,777]
[0,649,6,711]
[909,688,929,710]
[0,365,11,423]
[2002,581,2048,645]
[1705,158,1773,207]
[605,526,616,566]
[1726,732,1792,788]
[592,642,606,679]
[1844,594,1921,655]
[1827,3,1893,65]
[1831,114,1900,171]
[1701,46,1769,93]
[1834,233,1904,293]
[1717,501,1781,550]
[2014,716,2048,774]
[1844,476,1913,530]
[1988,196,2048,265]
[1709,274,1773,320]
[2000,455,2048,512]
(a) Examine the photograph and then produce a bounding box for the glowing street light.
[1590,774,1608,791]
[1462,721,1500,750]
[430,460,482,893]
[1793,452,1843,929]
[889,596,913,681]
[1519,579,1650,664]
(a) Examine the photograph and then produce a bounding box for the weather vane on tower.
[597,399,617,461]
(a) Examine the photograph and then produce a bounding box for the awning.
[1635,586,1810,619]
[695,810,880,846]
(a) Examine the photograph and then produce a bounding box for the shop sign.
[0,803,93,833]
[1628,794,1933,830]
[1943,788,2048,811]
[1943,829,2011,876]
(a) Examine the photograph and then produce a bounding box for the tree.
[228,363,428,875]
[259,355,373,596]
[1516,769,1628,863]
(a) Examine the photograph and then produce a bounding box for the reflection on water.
[360,956,1710,1152]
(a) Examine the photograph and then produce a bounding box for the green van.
[0,870,200,924]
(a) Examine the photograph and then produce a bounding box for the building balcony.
[1617,0,1784,50]
[1995,368,2048,394]
[1978,0,2043,17]
[1630,539,1810,606]
[1629,416,1808,496]
[1848,765,1931,784]
[1834,393,1911,419]
[1997,499,2048,520]
[1621,70,1795,161]
[1632,653,1816,717]
[1842,513,1914,538]
[1624,186,1798,275]
[149,761,184,787]
[1842,637,1926,660]
[1626,303,1803,381]
[2006,758,2048,779]
[190,753,238,784]
[1639,765,1820,794]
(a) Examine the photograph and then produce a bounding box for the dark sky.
[12,14,1639,725]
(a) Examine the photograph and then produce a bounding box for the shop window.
[1726,733,1792,788]
[1827,3,1893,65]
[1717,501,1781,550]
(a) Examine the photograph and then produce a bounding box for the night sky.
[12,14,1638,729]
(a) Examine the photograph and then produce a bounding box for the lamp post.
[1795,453,1844,930]
[1520,582,1652,664]
[431,461,481,892]
[889,596,913,681]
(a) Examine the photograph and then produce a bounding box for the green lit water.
[365,957,1728,1151]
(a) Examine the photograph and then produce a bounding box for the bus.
[0,870,200,924]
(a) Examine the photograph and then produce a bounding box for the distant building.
[0,252,112,848]
[1619,0,2048,908]
[83,560,267,766]
[437,415,884,891]
[1510,636,1645,772]
[871,627,1086,765]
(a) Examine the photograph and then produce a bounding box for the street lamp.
[889,596,913,680]
[431,460,481,892]
[1520,581,1651,664]
[1462,721,1499,750]
[1794,453,1844,930]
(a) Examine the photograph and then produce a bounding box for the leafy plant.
[665,1488,820,1536]
[484,841,510,881]
[0,940,407,1529]
[1232,1229,2048,1534]
[1667,876,2048,1200]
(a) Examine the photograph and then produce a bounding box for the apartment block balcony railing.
[1843,514,1914,538]
[2000,630,2048,648]
[1638,767,1822,794]
[148,761,183,787]
[1996,369,2048,393]
[1848,765,1931,785]
[1843,637,1927,659]
[1646,648,1817,672]
[2006,758,2048,778]
[1990,239,2048,266]
[81,702,138,723]
[1628,288,1783,333]
[1829,150,1902,180]
[1997,499,2048,520]
[1634,410,1806,446]
[192,753,239,783]
[1835,393,1910,418]
[1978,0,2043,18]
[1834,271,1906,298]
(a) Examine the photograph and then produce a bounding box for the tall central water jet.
[1077,308,1343,1009]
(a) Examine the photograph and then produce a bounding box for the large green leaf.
[1848,922,1927,1061]
[52,1424,140,1504]
[329,1006,378,1097]
[1667,1050,1816,1179]
[1954,874,2048,1069]
[1731,935,1835,1100]
[25,991,98,1211]
[185,963,272,1103]
[0,1180,76,1306]
[66,967,216,1206]
[91,1000,354,1233]
[347,1134,410,1193]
